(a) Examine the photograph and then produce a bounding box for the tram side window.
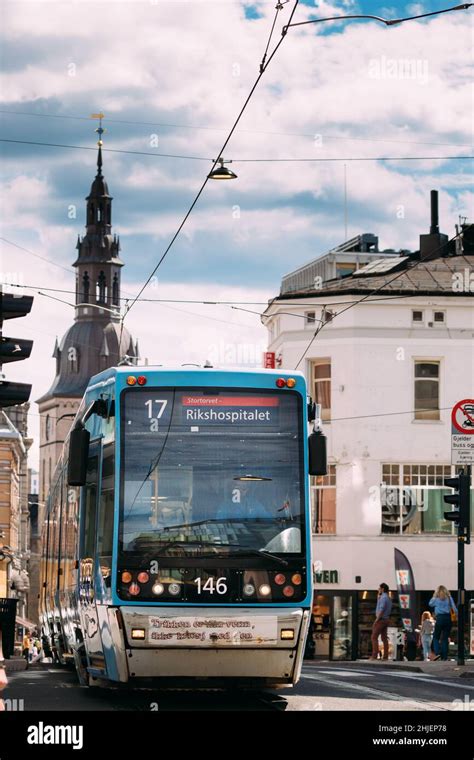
[97,443,115,587]
[61,471,79,593]
[82,455,99,560]
[48,483,60,607]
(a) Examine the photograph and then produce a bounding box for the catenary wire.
[0,112,472,149]
[1,138,472,164]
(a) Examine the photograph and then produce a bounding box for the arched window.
[67,345,79,373]
[97,206,102,222]
[112,273,119,305]
[82,272,90,303]
[97,271,107,303]
[107,204,111,224]
[89,203,95,225]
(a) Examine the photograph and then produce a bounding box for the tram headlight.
[274,573,286,586]
[281,629,295,640]
[137,571,149,584]
[152,582,164,596]
[131,628,146,640]
[283,585,294,598]
[291,573,302,586]
[243,584,255,596]
[258,584,272,597]
[129,583,140,596]
[121,571,132,584]
[168,583,181,596]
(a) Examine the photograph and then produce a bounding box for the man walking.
[371,583,392,660]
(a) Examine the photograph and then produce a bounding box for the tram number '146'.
[195,577,228,595]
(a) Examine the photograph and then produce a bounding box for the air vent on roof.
[353,256,409,276]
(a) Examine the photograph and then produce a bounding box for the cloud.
[1,0,472,468]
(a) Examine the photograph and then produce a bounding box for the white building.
[263,193,474,659]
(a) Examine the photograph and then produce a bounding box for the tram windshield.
[120,388,305,558]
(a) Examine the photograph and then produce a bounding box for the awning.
[15,615,37,630]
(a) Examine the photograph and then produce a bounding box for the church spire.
[72,114,124,323]
[94,111,105,177]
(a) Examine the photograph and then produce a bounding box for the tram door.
[78,443,105,671]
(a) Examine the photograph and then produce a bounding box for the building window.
[82,272,90,303]
[97,271,107,304]
[311,465,336,534]
[336,263,356,278]
[312,359,331,422]
[67,346,79,373]
[112,274,119,306]
[433,311,445,323]
[380,463,474,535]
[305,311,316,326]
[414,360,440,420]
[412,310,423,323]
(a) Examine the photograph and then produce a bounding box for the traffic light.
[0,292,34,408]
[444,472,471,543]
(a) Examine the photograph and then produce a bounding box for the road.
[4,661,474,711]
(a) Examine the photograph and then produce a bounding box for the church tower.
[34,122,139,620]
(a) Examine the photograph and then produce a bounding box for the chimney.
[430,189,439,234]
[419,189,448,260]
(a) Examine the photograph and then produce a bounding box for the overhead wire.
[1,138,471,164]
[0,110,472,149]
[117,0,300,348]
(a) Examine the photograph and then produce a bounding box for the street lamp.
[208,157,237,180]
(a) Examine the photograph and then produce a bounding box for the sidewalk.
[305,658,474,678]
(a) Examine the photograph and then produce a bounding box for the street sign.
[263,351,275,369]
[451,398,474,465]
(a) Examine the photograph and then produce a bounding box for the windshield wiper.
[158,540,240,554]
[226,548,289,567]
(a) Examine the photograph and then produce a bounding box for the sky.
[0,0,473,468]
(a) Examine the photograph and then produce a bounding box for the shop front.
[307,587,474,661]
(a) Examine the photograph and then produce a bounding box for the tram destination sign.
[451,398,474,465]
[181,395,280,427]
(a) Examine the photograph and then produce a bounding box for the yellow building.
[0,412,27,602]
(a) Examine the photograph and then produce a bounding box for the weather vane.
[90,112,106,145]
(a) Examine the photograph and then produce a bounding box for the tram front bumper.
[118,606,308,683]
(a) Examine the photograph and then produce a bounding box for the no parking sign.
[451,398,474,465]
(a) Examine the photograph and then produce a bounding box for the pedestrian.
[22,631,31,667]
[429,585,457,661]
[0,658,7,712]
[370,583,393,660]
[33,636,41,662]
[416,611,435,661]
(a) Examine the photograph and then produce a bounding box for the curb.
[303,659,474,678]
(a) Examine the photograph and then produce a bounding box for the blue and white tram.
[40,367,326,688]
